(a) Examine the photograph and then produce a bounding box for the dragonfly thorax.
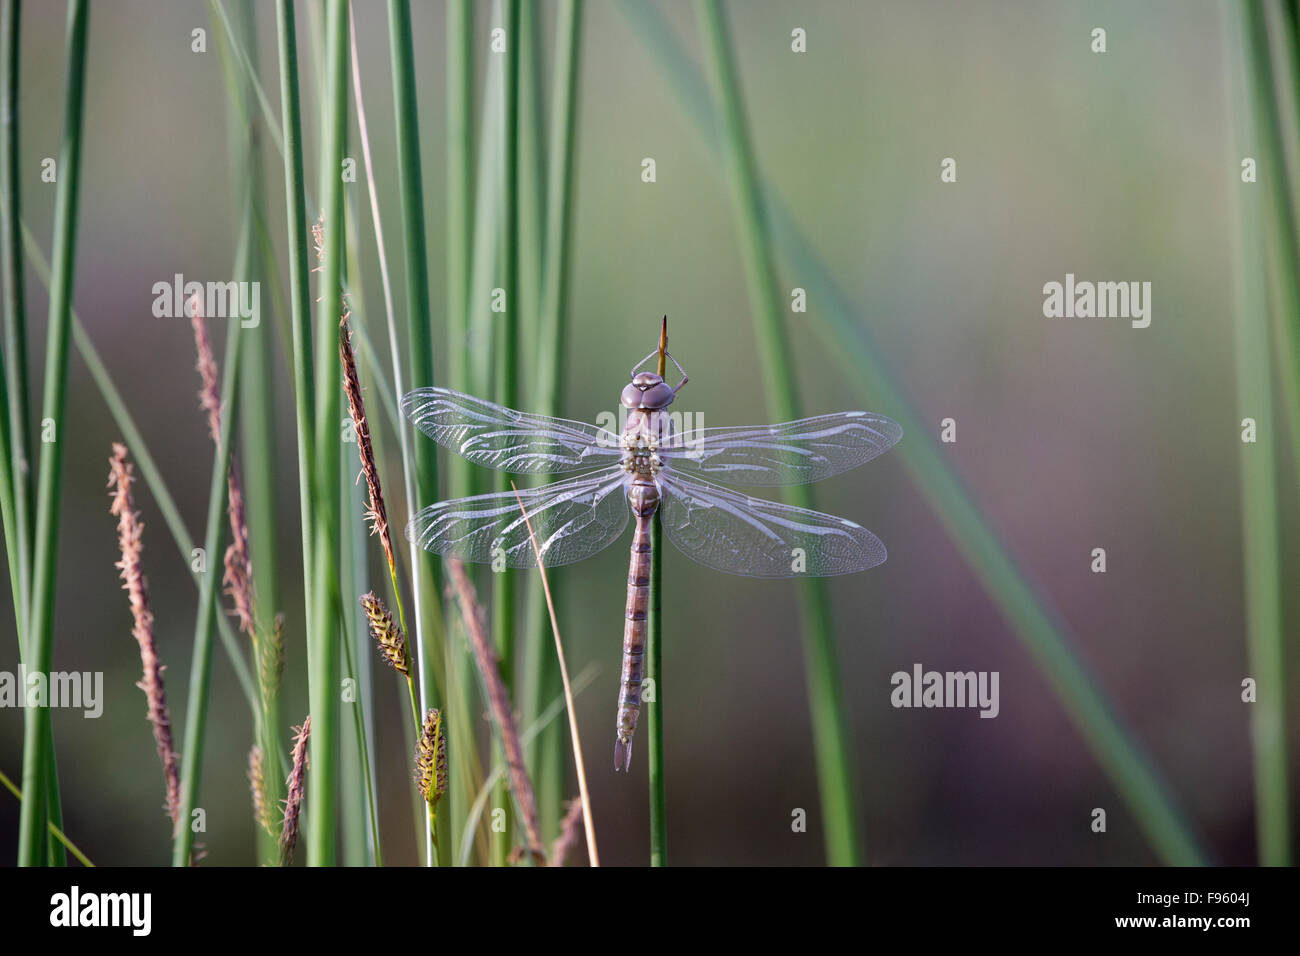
[621,408,673,477]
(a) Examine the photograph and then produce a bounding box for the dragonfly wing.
[407,467,630,569]
[402,386,623,474]
[658,411,902,486]
[658,472,886,578]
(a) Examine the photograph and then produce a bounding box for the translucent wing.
[402,386,622,474]
[407,467,630,569]
[658,412,902,486]
[659,472,886,578]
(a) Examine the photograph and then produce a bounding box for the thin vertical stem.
[0,0,31,656]
[216,0,284,866]
[16,0,86,867]
[274,0,318,650]
[492,0,521,868]
[388,0,446,867]
[305,0,349,867]
[1231,0,1292,867]
[694,0,861,866]
[522,0,584,842]
[447,0,473,400]
[445,0,476,866]
[517,0,545,370]
[173,318,244,866]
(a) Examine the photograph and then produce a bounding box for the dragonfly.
[401,321,902,771]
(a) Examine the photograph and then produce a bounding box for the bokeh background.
[1,0,1297,865]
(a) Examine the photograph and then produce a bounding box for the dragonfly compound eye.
[632,371,663,388]
[639,382,675,409]
[620,383,643,408]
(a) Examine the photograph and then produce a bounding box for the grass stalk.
[456,664,597,866]
[517,0,545,369]
[0,768,92,866]
[305,0,349,867]
[447,0,474,401]
[214,0,286,866]
[274,0,318,651]
[448,560,545,862]
[387,0,447,865]
[0,331,18,648]
[1,0,31,656]
[694,0,861,865]
[521,0,583,840]
[16,0,86,867]
[1229,0,1292,867]
[338,462,382,866]
[173,312,245,866]
[1256,1,1300,485]
[512,483,598,866]
[491,0,522,869]
[625,0,1208,866]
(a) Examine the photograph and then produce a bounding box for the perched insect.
[402,320,902,770]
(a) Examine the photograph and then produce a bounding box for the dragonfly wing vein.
[402,386,622,474]
[659,472,887,577]
[658,411,902,486]
[407,467,631,568]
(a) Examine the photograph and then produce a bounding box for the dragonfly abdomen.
[615,478,660,772]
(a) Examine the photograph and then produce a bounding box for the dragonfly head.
[622,371,675,410]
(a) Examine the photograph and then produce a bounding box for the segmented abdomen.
[615,478,659,771]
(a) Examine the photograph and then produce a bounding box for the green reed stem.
[455,663,599,867]
[517,0,545,369]
[347,6,445,862]
[445,21,479,854]
[1,0,31,655]
[388,0,448,866]
[274,0,317,646]
[1230,0,1292,867]
[1256,0,1300,486]
[491,0,522,869]
[0,768,92,866]
[0,329,17,649]
[647,510,666,866]
[16,0,86,867]
[306,0,349,867]
[629,0,1208,867]
[522,1,584,839]
[173,313,244,866]
[339,454,382,866]
[694,0,861,866]
[212,0,285,866]
[447,0,474,402]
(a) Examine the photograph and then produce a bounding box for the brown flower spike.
[108,443,181,826]
[361,591,407,676]
[248,744,271,835]
[340,321,394,571]
[190,297,257,638]
[279,716,312,865]
[416,708,448,808]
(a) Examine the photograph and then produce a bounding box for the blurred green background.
[1,0,1296,865]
